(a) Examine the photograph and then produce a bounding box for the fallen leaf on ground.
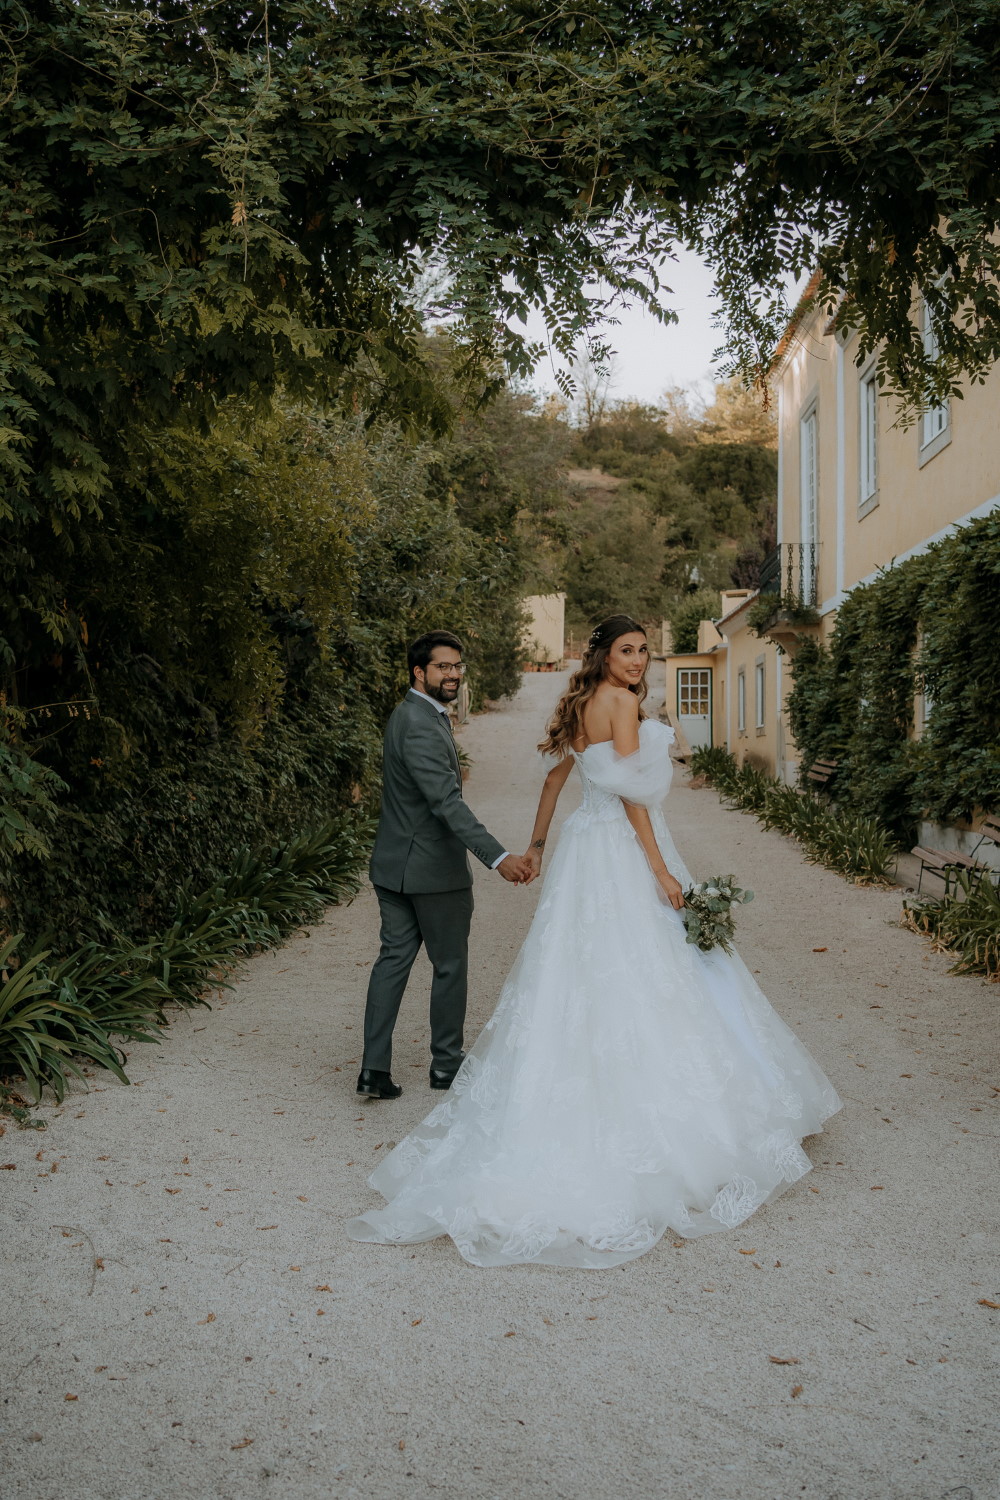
[812,947,827,953]
[411,1319,422,1326]
[316,1284,333,1292]
[769,1356,800,1365]
[504,1330,516,1337]
[197,1313,216,1325]
[738,1248,757,1255]
[791,1384,803,1399]
[231,1439,253,1450]
[316,1309,326,1316]
[64,1394,78,1401]
[979,1298,1000,1309]
[398,1440,406,1450]
[871,1185,884,1190]
[256,1225,278,1231]
[165,1188,180,1194]
[1,1163,15,1170]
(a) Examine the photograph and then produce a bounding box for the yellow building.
[522,593,566,669]
[665,284,1000,782]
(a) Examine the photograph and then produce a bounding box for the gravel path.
[2,671,998,1500]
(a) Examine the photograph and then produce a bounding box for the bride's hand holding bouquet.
[654,867,685,910]
[681,875,754,954]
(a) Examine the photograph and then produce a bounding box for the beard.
[424,679,460,704]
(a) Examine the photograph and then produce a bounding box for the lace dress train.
[347,721,842,1268]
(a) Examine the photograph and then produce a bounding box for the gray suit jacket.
[369,693,506,893]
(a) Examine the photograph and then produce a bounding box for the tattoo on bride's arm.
[531,838,545,849]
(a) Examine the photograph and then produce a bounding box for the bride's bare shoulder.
[606,685,640,717]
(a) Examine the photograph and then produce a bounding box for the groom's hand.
[497,853,532,884]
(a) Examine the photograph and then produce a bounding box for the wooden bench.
[912,817,1000,895]
[969,815,1000,863]
[806,758,839,790]
[911,846,984,895]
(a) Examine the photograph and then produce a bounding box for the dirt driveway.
[2,671,997,1500]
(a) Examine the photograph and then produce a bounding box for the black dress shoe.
[356,1068,402,1099]
[429,1059,464,1090]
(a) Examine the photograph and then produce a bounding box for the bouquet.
[681,874,754,954]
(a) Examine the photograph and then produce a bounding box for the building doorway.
[676,668,712,749]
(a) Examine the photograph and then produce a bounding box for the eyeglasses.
[429,661,466,677]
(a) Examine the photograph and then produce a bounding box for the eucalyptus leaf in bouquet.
[681,874,754,954]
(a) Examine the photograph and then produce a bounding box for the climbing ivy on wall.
[786,513,1000,840]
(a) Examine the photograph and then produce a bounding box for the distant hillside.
[524,383,777,636]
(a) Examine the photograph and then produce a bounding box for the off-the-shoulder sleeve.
[581,720,674,807]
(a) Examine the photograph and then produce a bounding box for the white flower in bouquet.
[681,874,754,954]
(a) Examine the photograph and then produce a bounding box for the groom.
[358,631,531,1100]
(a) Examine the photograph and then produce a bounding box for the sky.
[518,246,723,408]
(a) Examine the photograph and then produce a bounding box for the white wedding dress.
[347,720,842,1268]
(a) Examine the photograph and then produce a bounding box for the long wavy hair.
[538,615,648,758]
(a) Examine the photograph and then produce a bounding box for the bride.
[347,615,842,1268]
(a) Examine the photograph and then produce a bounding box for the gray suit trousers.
[363,884,474,1073]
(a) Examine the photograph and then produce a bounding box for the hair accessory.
[587,628,603,652]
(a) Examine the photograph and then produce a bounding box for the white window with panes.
[754,660,766,730]
[859,369,878,505]
[799,406,818,599]
[678,668,710,718]
[737,670,746,733]
[920,299,949,450]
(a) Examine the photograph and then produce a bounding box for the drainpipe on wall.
[835,336,846,600]
[775,385,785,778]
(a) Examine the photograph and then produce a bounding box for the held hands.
[655,868,685,910]
[522,845,544,884]
[497,852,533,885]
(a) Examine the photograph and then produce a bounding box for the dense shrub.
[668,589,723,654]
[690,746,901,885]
[903,872,1000,982]
[787,513,1000,840]
[1,820,367,1105]
[1,402,531,950]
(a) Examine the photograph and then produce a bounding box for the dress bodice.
[570,718,675,820]
[572,752,623,819]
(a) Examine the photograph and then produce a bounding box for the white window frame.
[754,658,766,732]
[799,404,818,600]
[737,669,746,733]
[919,298,951,464]
[677,668,711,720]
[859,364,879,515]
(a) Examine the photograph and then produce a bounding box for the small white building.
[522,593,565,669]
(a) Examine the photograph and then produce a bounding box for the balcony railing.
[758,543,819,608]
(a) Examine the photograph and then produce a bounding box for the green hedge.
[786,512,1000,841]
[2,403,527,952]
[1,820,367,1106]
[689,746,900,885]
